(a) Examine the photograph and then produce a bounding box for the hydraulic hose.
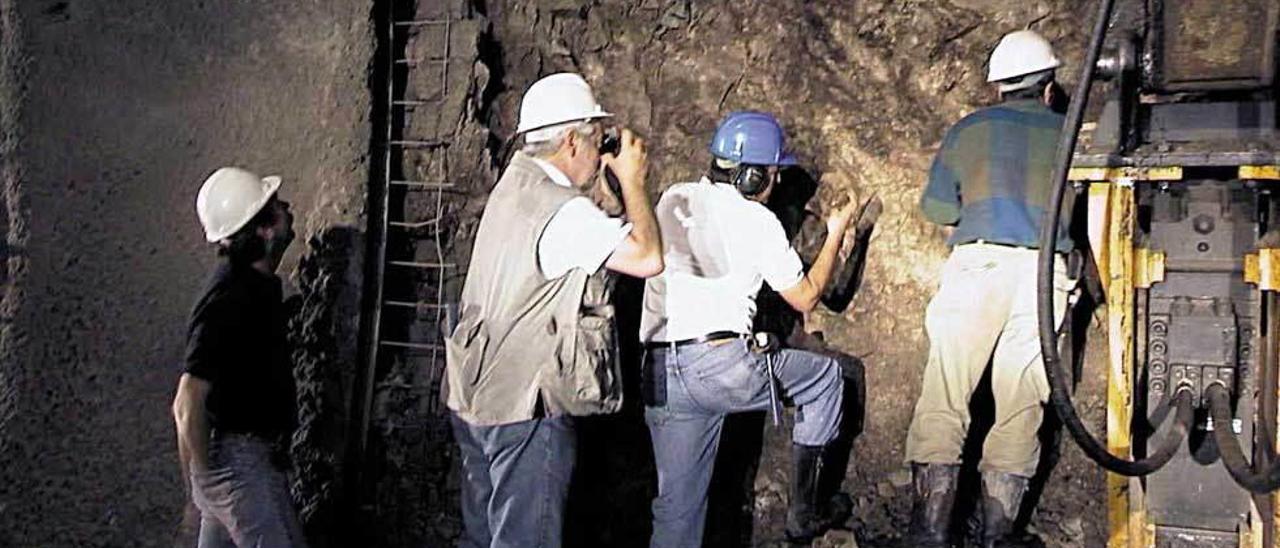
[1036,0,1191,476]
[1148,390,1198,468]
[1207,384,1280,493]
[1258,291,1280,469]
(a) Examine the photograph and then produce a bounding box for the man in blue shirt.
[904,30,1074,548]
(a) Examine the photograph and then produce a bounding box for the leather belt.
[643,330,747,350]
[964,239,1068,257]
[967,239,1035,250]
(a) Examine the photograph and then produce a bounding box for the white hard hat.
[516,73,612,142]
[196,167,281,242]
[987,30,1061,84]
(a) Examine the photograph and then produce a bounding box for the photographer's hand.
[601,129,664,278]
[602,128,647,192]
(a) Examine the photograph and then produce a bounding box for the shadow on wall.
[292,225,367,548]
[565,274,657,547]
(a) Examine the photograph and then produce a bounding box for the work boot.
[785,444,851,544]
[905,462,959,548]
[980,471,1031,548]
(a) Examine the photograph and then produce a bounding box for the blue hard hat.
[708,111,797,166]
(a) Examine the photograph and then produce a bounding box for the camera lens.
[600,128,620,155]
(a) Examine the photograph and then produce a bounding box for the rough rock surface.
[0,1,372,546]
[407,1,1113,547]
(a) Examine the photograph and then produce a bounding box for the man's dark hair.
[1002,82,1049,101]
[1000,69,1056,102]
[707,159,734,184]
[1045,80,1069,114]
[217,200,276,264]
[1003,78,1069,114]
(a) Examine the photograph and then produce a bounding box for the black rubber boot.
[980,471,1031,548]
[905,462,959,548]
[817,441,854,533]
[785,443,849,544]
[813,373,859,533]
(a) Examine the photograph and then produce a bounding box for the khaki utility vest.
[444,152,622,425]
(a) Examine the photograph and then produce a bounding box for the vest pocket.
[575,314,613,400]
[549,310,622,415]
[445,314,489,396]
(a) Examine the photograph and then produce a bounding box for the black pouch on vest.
[641,349,666,407]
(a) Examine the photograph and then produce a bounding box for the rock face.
[396,0,1112,546]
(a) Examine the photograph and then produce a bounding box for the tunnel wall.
[0,0,1125,546]
[443,1,1113,546]
[0,1,372,546]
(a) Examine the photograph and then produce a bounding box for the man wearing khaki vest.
[443,72,663,548]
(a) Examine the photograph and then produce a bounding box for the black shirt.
[184,259,297,440]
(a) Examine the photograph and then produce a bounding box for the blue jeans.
[190,434,307,548]
[643,339,844,548]
[451,414,576,548]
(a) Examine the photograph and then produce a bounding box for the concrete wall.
[0,1,372,545]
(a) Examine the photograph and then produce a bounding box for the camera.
[599,127,621,157]
[599,126,624,207]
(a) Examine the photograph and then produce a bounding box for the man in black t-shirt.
[172,167,306,548]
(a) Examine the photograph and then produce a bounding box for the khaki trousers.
[904,243,1071,478]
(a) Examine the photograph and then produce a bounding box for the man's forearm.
[621,181,661,259]
[177,435,191,485]
[806,226,845,294]
[174,396,210,475]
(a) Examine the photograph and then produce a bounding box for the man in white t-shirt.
[445,72,663,548]
[640,111,860,546]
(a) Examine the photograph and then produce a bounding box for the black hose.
[1208,384,1280,493]
[1259,291,1279,468]
[1149,391,1199,468]
[1036,0,1188,476]
[1260,292,1280,544]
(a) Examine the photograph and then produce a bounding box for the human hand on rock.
[826,194,858,235]
[855,194,883,234]
[839,194,883,259]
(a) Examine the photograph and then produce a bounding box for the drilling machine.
[1041,0,1280,546]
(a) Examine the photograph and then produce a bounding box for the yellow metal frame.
[1243,165,1280,548]
[1245,245,1280,548]
[1070,166,1184,182]
[1241,165,1280,180]
[1134,248,1166,289]
[1245,249,1280,291]
[1088,182,1154,548]
[1085,171,1278,548]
